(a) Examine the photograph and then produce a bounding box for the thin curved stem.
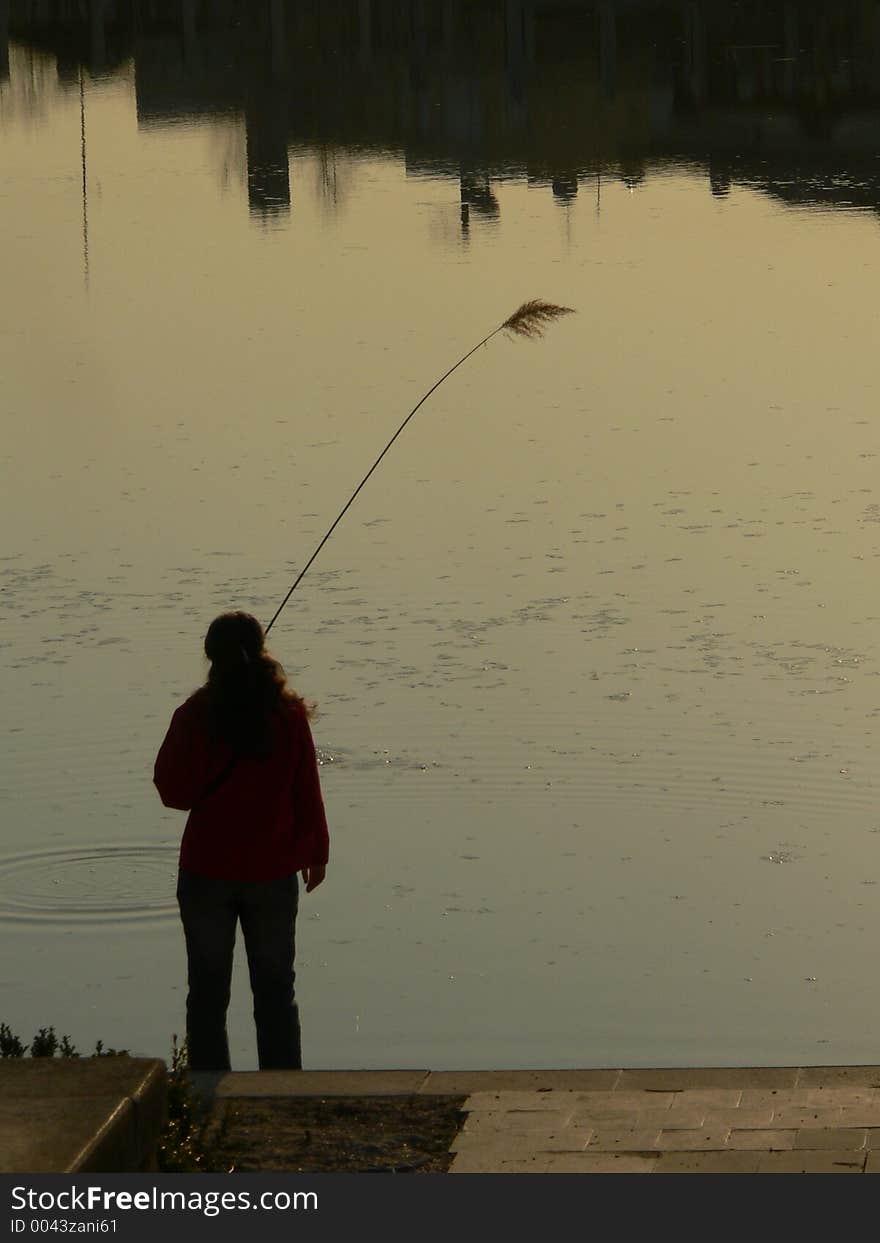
[264,324,503,634]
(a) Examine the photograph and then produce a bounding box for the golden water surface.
[3,1,880,1067]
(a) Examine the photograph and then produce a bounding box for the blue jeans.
[176,868,302,1071]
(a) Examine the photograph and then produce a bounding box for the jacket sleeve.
[153,700,209,811]
[292,712,330,866]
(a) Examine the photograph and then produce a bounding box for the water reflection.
[6,0,880,229]
[0,1,7,84]
[6,2,880,1070]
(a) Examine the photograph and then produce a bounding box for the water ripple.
[0,844,179,927]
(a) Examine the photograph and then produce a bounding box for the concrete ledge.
[189,1066,880,1104]
[0,1058,167,1173]
[199,1070,431,1099]
[797,1067,880,1089]
[616,1067,802,1090]
[190,1069,624,1102]
[6,1061,872,1175]
[421,1070,622,1094]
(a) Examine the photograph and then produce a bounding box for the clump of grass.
[158,1034,235,1173]
[94,1039,129,1057]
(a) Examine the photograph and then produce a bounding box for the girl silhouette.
[154,611,329,1071]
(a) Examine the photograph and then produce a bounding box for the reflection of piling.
[245,0,291,221]
[181,0,200,71]
[411,0,427,53]
[459,166,500,239]
[783,2,798,100]
[89,0,106,75]
[0,0,9,83]
[245,102,291,219]
[522,0,535,65]
[358,0,372,70]
[708,157,731,198]
[552,174,578,203]
[682,1,706,106]
[505,0,528,125]
[441,0,455,53]
[409,0,427,99]
[599,1,616,103]
[80,66,90,291]
[269,0,285,78]
[246,111,291,220]
[505,0,525,74]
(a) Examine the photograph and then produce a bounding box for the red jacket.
[154,690,330,882]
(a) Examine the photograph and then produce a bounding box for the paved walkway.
[196,1066,880,1174]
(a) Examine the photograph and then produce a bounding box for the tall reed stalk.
[264,299,574,634]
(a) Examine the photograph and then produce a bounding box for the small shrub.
[0,1023,27,1058]
[30,1027,59,1058]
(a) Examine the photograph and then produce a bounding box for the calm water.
[4,0,880,1069]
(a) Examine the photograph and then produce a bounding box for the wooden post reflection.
[600,1,616,102]
[359,0,372,70]
[783,2,798,99]
[181,0,200,70]
[245,0,291,220]
[0,0,9,83]
[269,0,285,78]
[682,0,706,105]
[89,0,106,74]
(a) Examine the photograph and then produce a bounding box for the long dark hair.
[198,611,314,758]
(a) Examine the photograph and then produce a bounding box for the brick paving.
[445,1068,880,1173]
[191,1064,880,1174]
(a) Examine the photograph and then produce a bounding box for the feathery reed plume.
[264,298,575,634]
[502,300,574,340]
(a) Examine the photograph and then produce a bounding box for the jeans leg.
[239,873,302,1070]
[176,869,238,1072]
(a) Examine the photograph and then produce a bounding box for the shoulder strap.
[192,703,280,809]
[192,755,239,809]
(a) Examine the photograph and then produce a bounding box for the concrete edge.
[67,1098,137,1174]
[420,1070,623,1094]
[186,1066,880,1101]
[196,1070,433,1101]
[130,1060,169,1171]
[68,1060,168,1173]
